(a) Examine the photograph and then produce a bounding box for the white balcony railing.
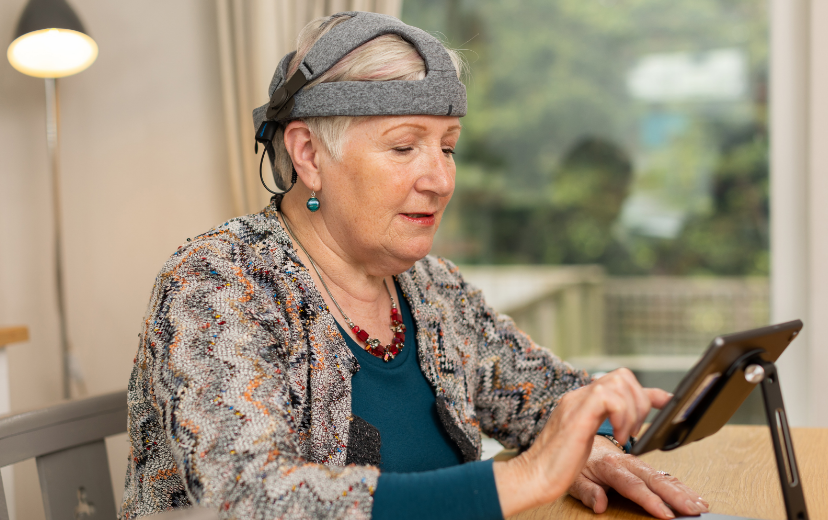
[460,266,770,373]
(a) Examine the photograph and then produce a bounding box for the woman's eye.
[393,147,413,153]
[443,148,456,155]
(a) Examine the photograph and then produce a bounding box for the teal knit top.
[336,280,503,520]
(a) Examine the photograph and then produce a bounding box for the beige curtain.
[216,0,403,215]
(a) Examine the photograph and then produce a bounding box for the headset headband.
[251,11,466,191]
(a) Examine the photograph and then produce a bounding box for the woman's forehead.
[357,115,462,136]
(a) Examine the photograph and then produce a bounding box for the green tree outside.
[402,0,769,276]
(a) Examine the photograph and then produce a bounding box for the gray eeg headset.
[252,11,467,194]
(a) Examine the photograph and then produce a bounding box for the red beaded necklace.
[346,281,406,362]
[281,214,405,362]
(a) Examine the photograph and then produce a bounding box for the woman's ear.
[283,121,322,191]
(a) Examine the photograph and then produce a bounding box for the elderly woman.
[120,12,707,520]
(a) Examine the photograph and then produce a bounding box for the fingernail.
[699,497,710,507]
[684,499,701,514]
[660,503,675,519]
[696,500,709,513]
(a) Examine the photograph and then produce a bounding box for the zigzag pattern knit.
[119,202,590,519]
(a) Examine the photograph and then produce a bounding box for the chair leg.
[36,440,116,520]
[0,469,10,520]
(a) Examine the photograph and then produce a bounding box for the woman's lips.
[400,213,436,226]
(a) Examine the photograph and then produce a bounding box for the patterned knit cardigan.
[119,202,590,519]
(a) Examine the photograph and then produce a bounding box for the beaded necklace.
[281,213,405,362]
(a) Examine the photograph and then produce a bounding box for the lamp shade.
[7,0,97,78]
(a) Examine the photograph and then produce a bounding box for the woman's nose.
[416,147,455,197]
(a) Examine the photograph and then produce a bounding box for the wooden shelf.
[0,326,29,348]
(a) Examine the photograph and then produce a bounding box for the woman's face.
[317,114,461,274]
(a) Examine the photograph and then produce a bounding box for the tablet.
[631,319,803,456]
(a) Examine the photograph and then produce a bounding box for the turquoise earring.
[306,191,320,212]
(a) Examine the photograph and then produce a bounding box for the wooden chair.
[0,390,127,520]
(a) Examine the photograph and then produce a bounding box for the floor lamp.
[7,0,98,400]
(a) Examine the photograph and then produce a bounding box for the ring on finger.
[657,470,671,477]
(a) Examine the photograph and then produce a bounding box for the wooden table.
[0,327,28,349]
[0,326,27,519]
[0,326,28,416]
[510,425,828,520]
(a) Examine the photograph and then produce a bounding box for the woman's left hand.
[568,436,710,518]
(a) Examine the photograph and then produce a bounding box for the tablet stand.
[743,357,808,520]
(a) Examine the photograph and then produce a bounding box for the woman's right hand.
[493,368,671,517]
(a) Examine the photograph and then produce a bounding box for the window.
[403,0,769,423]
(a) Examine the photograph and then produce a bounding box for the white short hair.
[270,14,465,188]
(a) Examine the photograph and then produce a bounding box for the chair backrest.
[0,390,127,520]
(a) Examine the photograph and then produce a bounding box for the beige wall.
[0,0,235,517]
[770,0,828,427]
[809,0,828,427]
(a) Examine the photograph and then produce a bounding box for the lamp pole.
[44,77,71,399]
[8,0,98,400]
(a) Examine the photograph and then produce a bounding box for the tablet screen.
[631,319,802,456]
[672,372,721,424]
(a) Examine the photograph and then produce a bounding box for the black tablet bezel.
[630,319,803,456]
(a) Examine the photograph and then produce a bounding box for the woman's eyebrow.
[381,123,428,135]
[381,123,463,136]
